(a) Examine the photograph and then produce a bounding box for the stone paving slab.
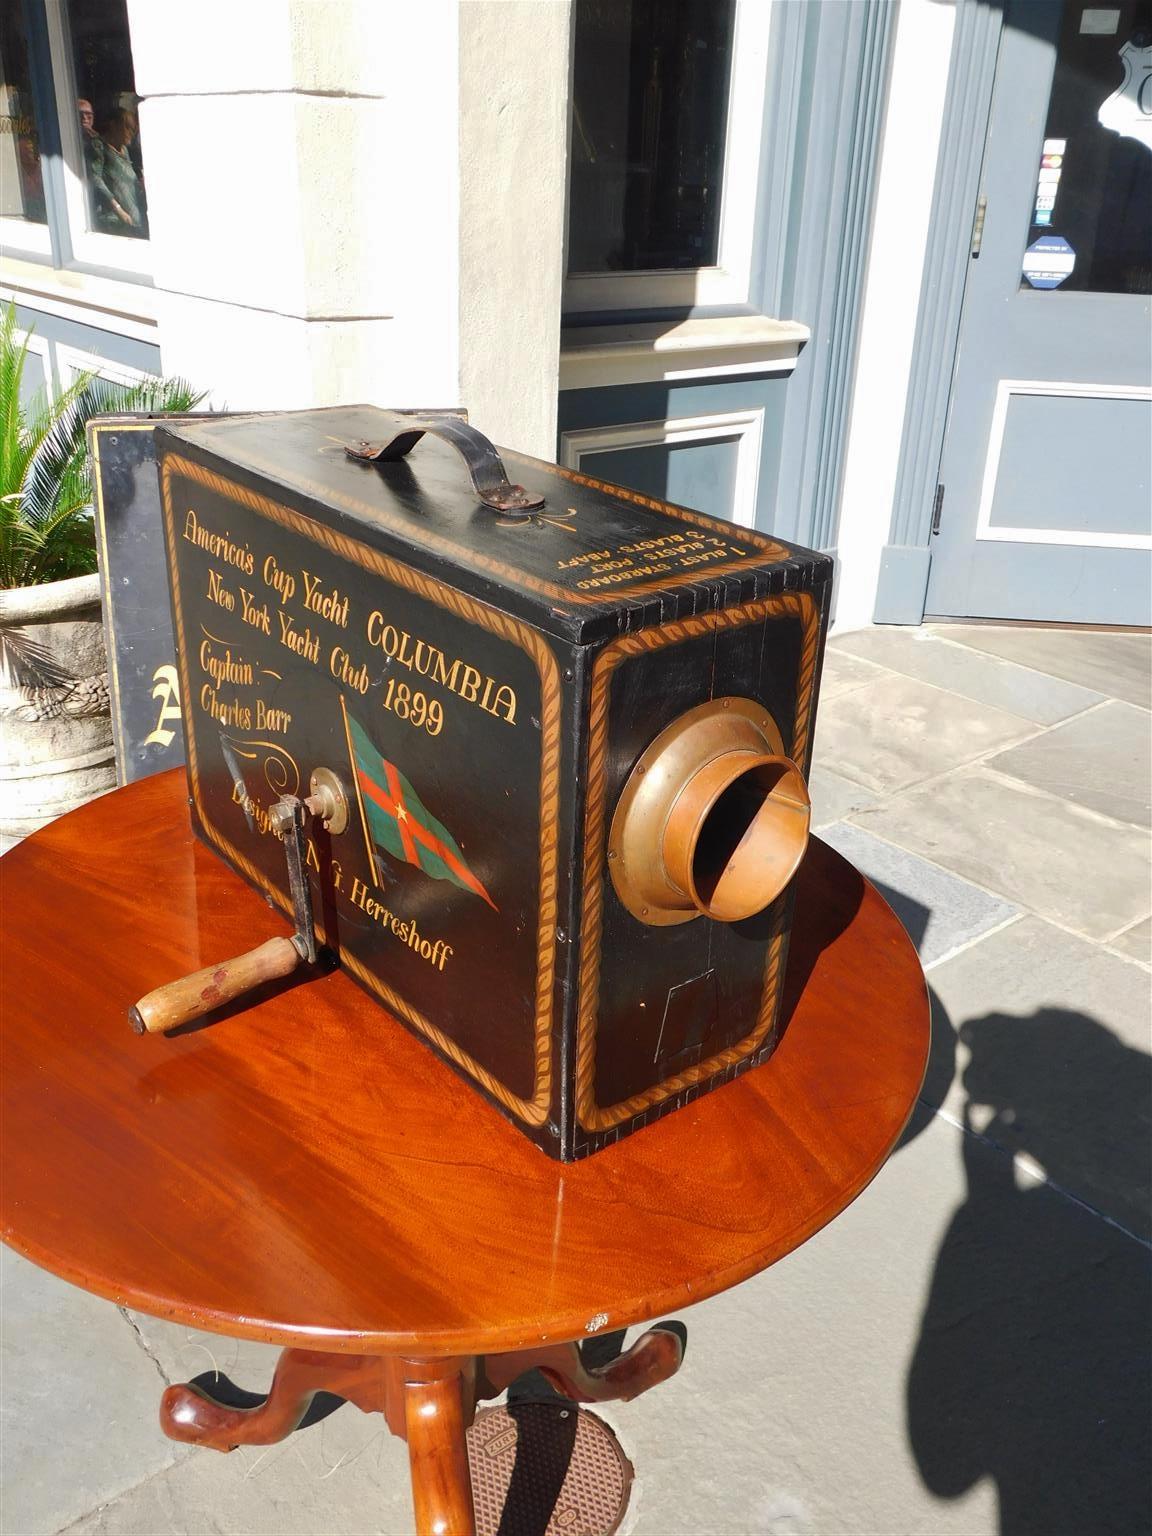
[122,1312,279,1401]
[816,646,883,701]
[836,626,1104,724]
[63,1406,413,1536]
[0,1248,186,1536]
[852,766,1152,940]
[928,915,1152,1240]
[807,765,879,830]
[814,673,1035,795]
[941,625,1152,709]
[1109,915,1151,965]
[818,822,1018,969]
[986,699,1151,829]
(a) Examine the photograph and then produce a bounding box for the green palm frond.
[0,624,75,690]
[0,305,34,495]
[0,302,206,588]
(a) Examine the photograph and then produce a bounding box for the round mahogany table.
[0,771,928,1536]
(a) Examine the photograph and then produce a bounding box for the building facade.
[3,0,1149,629]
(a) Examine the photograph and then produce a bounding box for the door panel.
[927,0,1152,622]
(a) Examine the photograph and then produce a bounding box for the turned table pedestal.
[0,772,928,1534]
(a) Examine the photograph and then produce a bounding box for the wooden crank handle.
[128,936,303,1035]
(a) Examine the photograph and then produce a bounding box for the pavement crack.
[118,1306,173,1387]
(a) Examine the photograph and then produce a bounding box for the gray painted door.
[927,0,1152,623]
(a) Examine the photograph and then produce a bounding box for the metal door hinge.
[931,484,945,535]
[970,194,988,258]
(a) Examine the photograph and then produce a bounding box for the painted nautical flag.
[346,713,498,910]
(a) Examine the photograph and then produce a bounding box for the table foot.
[160,1348,389,1451]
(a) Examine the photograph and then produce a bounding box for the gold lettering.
[329,645,370,694]
[230,779,277,836]
[431,653,461,691]
[365,614,517,727]
[262,554,296,606]
[182,510,255,573]
[255,700,292,733]
[346,876,452,970]
[143,663,182,748]
[301,570,350,628]
[491,685,517,725]
[207,566,235,611]
[276,609,320,665]
[238,587,272,635]
[198,639,253,688]
[199,683,252,730]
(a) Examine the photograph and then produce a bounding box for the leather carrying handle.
[129,936,303,1035]
[345,410,544,517]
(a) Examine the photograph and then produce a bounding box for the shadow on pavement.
[905,999,1152,1536]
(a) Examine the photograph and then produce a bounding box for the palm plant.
[0,304,203,590]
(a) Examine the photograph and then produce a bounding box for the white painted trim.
[560,408,765,528]
[0,216,53,259]
[15,328,56,398]
[975,378,1152,551]
[559,314,808,390]
[564,0,772,313]
[832,0,958,631]
[0,254,158,343]
[43,0,153,279]
[55,342,156,390]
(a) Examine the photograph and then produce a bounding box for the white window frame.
[560,409,766,528]
[14,325,55,396]
[54,341,155,391]
[0,212,53,260]
[42,0,152,277]
[564,0,773,315]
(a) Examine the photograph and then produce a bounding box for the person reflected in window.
[77,98,105,225]
[94,108,145,237]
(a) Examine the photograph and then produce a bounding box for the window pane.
[1019,0,1152,294]
[0,0,47,226]
[67,0,147,239]
[568,0,736,275]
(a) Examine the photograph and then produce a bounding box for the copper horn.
[608,697,811,926]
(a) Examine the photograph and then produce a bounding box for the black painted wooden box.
[155,405,833,1159]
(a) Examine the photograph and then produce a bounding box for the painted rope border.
[575,590,822,1132]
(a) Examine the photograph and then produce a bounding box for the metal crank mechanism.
[128,773,347,1036]
[344,409,545,517]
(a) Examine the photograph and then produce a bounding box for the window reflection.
[67,0,147,239]
[1021,0,1151,294]
[568,0,736,275]
[0,0,47,226]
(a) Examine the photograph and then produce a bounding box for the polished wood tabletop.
[0,770,928,1359]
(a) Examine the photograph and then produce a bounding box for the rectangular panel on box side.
[159,455,568,1145]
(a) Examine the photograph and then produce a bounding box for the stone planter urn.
[0,573,115,851]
